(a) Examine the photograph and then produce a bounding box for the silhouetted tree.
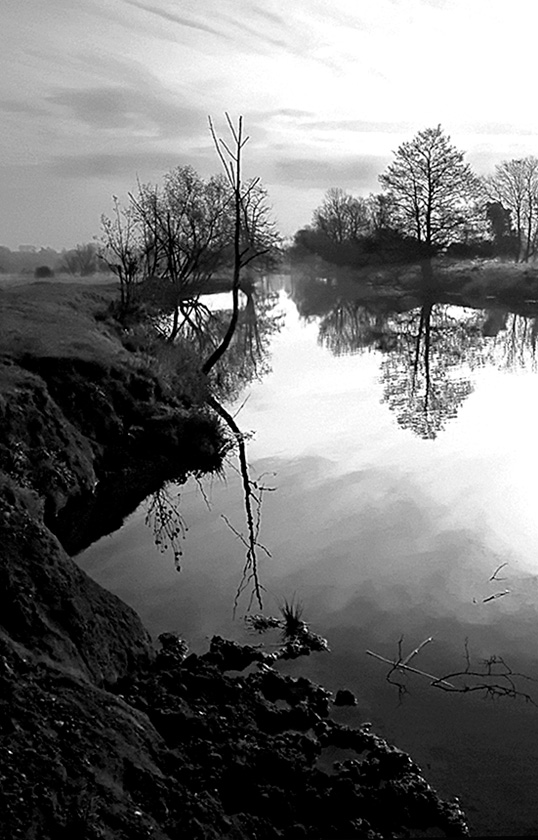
[379,125,480,252]
[202,114,280,373]
[312,187,369,243]
[484,202,519,258]
[130,166,233,341]
[483,157,538,261]
[98,196,143,312]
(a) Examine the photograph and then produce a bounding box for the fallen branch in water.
[366,639,456,689]
[368,636,538,705]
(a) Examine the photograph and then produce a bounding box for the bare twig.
[482,590,510,603]
[490,562,509,581]
[366,648,456,689]
[401,636,433,666]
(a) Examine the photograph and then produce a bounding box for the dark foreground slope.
[0,283,468,838]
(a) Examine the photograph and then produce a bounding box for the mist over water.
[78,271,538,836]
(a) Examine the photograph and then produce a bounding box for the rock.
[333,688,357,706]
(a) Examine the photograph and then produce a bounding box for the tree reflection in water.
[146,283,283,609]
[379,302,478,439]
[291,260,538,439]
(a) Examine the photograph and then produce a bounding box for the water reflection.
[78,265,538,835]
[290,261,538,438]
[379,302,477,439]
[144,284,284,608]
[182,284,284,402]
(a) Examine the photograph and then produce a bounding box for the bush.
[34,265,54,279]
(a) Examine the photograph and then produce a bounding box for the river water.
[78,273,538,836]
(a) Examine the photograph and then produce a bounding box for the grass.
[279,596,306,640]
[0,281,130,366]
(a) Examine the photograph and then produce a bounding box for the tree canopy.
[379,125,480,251]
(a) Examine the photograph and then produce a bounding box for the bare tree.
[61,242,98,276]
[98,196,143,311]
[483,157,538,261]
[130,166,232,341]
[202,114,280,374]
[379,125,480,251]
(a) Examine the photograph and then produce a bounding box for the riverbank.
[0,281,468,837]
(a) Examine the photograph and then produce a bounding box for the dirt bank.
[0,282,469,838]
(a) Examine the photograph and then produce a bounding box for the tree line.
[294,124,538,266]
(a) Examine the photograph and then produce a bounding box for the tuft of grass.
[279,596,306,640]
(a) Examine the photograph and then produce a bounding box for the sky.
[2,0,538,250]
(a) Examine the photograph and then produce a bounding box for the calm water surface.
[78,285,538,836]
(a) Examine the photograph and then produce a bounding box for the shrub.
[34,265,54,279]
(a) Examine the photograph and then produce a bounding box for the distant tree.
[485,201,519,258]
[312,187,369,243]
[98,196,143,312]
[61,243,98,276]
[0,246,14,273]
[483,157,538,261]
[379,125,480,252]
[365,192,397,233]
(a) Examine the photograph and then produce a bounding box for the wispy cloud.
[215,10,290,51]
[46,86,205,141]
[122,0,234,41]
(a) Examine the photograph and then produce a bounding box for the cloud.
[273,154,388,190]
[0,99,48,116]
[46,86,206,140]
[122,0,233,41]
[48,149,194,179]
[215,10,290,51]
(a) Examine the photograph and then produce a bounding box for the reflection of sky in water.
[78,293,538,835]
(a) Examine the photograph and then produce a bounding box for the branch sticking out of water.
[366,644,456,689]
[482,590,510,603]
[490,562,509,581]
[368,636,538,705]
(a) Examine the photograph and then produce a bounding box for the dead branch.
[368,636,538,705]
[366,647,456,689]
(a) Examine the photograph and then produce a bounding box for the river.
[78,271,538,836]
